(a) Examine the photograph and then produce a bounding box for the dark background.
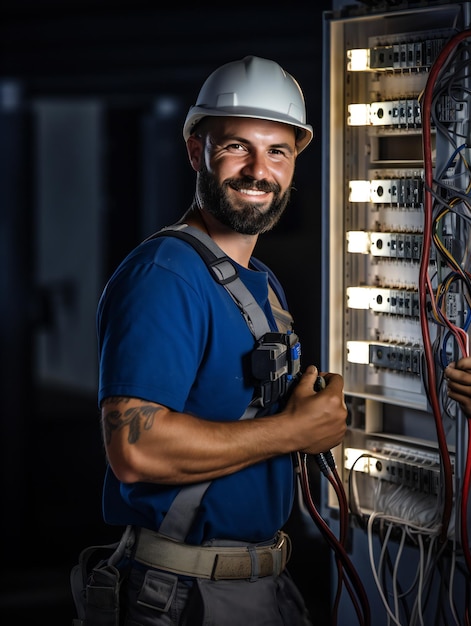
[0,1,339,623]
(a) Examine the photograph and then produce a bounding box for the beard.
[196,164,292,235]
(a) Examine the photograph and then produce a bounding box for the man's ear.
[186,135,203,172]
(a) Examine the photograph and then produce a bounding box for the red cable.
[299,453,371,626]
[420,28,471,543]
[460,421,471,573]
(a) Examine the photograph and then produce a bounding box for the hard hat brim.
[183,106,314,153]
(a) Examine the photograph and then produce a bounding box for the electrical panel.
[321,2,471,623]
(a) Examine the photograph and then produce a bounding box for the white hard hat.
[183,56,314,153]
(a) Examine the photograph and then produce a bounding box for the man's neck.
[181,205,258,268]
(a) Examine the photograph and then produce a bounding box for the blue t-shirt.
[97,232,298,545]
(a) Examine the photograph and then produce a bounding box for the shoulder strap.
[268,286,293,334]
[147,224,271,340]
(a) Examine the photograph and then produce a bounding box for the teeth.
[239,189,265,195]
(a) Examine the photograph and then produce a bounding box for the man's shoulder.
[122,234,209,272]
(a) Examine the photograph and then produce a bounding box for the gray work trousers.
[123,565,314,626]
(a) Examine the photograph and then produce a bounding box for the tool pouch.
[71,526,133,626]
[85,562,122,625]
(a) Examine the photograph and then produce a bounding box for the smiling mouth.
[238,188,268,196]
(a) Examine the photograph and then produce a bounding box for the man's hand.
[283,364,348,455]
[445,356,471,418]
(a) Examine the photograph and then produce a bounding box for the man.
[97,56,347,625]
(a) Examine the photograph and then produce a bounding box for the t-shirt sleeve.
[97,254,206,410]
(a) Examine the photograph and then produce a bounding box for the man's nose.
[241,152,270,180]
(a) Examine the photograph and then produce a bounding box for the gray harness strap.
[151,224,272,341]
[146,223,292,541]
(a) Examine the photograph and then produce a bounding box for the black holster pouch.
[71,526,133,626]
[83,562,122,626]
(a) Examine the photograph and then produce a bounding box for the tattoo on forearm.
[102,401,162,445]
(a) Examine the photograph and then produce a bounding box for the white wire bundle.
[365,479,461,626]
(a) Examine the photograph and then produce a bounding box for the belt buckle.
[271,531,290,574]
[274,531,286,551]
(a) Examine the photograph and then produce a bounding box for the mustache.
[225,178,281,194]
